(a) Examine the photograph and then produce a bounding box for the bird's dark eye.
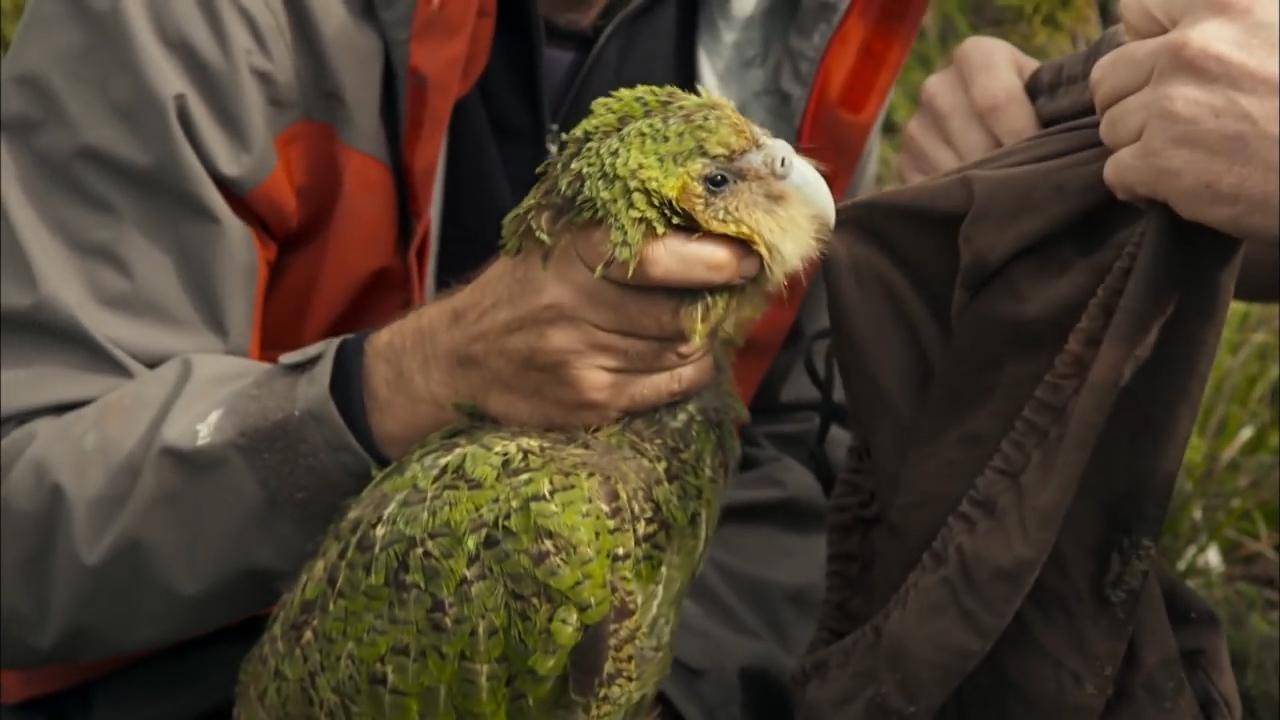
[703,171,732,193]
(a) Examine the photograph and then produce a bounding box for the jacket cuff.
[267,338,384,534]
[328,331,390,467]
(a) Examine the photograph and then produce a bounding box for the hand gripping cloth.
[795,28,1246,720]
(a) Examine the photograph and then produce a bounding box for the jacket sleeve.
[1,0,376,667]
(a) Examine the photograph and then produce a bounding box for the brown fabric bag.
[794,29,1246,719]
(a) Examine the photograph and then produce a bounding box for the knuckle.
[1150,88,1179,118]
[901,116,926,149]
[542,325,580,356]
[917,73,948,108]
[1177,33,1234,76]
[1152,82,1196,121]
[658,339,691,367]
[1116,0,1138,23]
[970,86,1018,119]
[1087,61,1106,100]
[952,36,983,61]
[1165,32,1195,60]
[571,369,613,408]
[1165,32,1209,68]
[1102,157,1126,195]
[673,338,701,361]
[1103,153,1144,199]
[1097,115,1117,148]
[953,36,999,63]
[532,286,572,318]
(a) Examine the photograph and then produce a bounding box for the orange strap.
[731,0,929,404]
[403,0,497,304]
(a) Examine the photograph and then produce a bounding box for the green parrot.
[233,85,836,720]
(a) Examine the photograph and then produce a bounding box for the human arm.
[897,19,1278,301]
[2,0,760,671]
[1090,0,1279,299]
[0,0,376,667]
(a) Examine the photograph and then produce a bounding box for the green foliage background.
[2,1,1276,716]
[0,0,19,56]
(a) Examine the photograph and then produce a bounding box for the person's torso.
[4,2,873,715]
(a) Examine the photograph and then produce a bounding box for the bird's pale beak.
[753,137,836,230]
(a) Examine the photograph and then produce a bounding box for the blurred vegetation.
[1,0,20,56]
[878,1,1279,716]
[2,0,1277,715]
[1168,303,1280,718]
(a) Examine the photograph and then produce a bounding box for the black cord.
[754,326,848,496]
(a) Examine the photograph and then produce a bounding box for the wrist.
[362,299,465,460]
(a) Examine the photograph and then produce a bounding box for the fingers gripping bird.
[234,85,836,720]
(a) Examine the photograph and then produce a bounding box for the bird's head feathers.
[502,85,836,341]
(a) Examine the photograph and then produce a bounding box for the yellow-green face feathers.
[501,85,836,286]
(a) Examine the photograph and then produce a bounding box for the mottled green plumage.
[235,86,831,719]
[502,87,756,268]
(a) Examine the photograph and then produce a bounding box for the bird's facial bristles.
[679,136,835,291]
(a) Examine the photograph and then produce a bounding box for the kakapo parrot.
[234,85,836,719]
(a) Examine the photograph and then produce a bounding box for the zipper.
[542,0,647,156]
[530,10,557,155]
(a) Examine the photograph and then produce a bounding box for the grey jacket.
[1,0,870,716]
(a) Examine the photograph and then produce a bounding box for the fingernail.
[738,254,762,280]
